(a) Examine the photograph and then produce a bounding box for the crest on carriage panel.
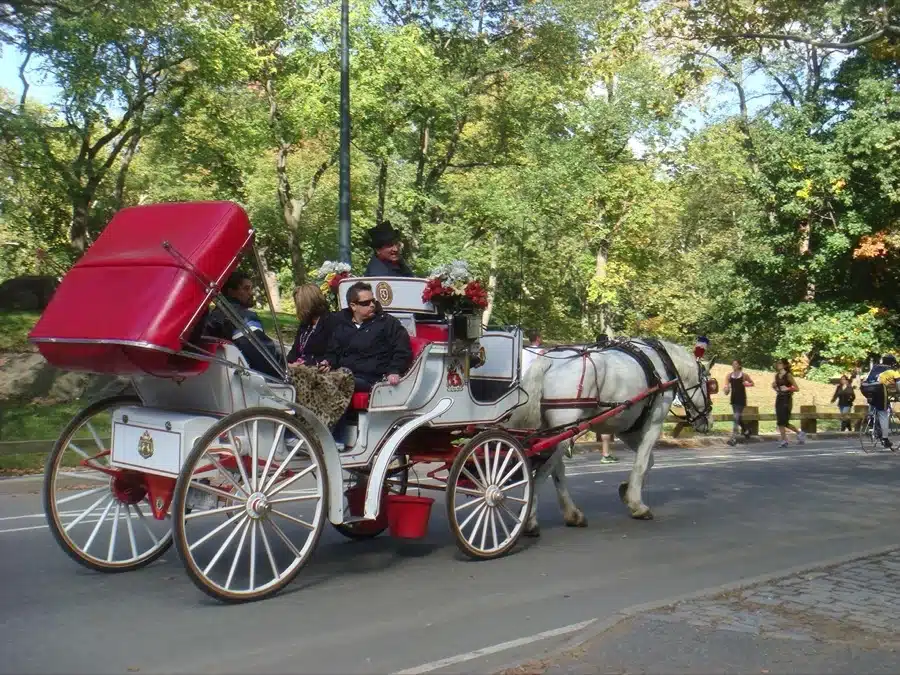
[375,281,393,307]
[446,360,464,392]
[138,430,155,459]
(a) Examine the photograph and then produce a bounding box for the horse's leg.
[523,443,567,537]
[550,451,587,527]
[616,399,668,520]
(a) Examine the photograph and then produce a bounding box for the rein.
[643,338,712,427]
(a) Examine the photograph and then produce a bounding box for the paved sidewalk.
[501,550,900,674]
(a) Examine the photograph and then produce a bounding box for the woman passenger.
[287,284,335,365]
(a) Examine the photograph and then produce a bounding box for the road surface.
[1,437,898,674]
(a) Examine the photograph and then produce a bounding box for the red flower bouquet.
[422,261,488,315]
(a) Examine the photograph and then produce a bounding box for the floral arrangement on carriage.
[422,260,488,340]
[314,261,352,308]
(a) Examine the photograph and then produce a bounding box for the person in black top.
[831,374,856,431]
[287,284,336,365]
[773,358,805,447]
[206,271,285,378]
[364,221,414,277]
[723,359,754,446]
[318,281,413,391]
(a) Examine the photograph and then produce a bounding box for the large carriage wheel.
[332,455,409,540]
[172,408,328,603]
[42,395,173,572]
[446,430,533,560]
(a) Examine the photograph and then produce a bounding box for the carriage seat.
[349,336,432,411]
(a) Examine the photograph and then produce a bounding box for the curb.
[492,543,900,674]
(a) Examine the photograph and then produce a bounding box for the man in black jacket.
[319,281,413,391]
[364,221,414,277]
[206,271,285,378]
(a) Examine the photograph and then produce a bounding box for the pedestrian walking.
[599,433,618,464]
[773,358,805,447]
[723,359,754,446]
[831,375,856,432]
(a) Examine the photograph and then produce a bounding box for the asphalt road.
[1,437,899,675]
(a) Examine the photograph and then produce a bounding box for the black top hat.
[367,221,402,249]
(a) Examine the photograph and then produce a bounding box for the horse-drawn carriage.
[29,201,715,603]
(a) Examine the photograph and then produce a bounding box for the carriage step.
[342,516,376,524]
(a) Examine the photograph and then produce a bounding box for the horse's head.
[667,342,716,433]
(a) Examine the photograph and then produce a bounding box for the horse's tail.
[504,356,552,429]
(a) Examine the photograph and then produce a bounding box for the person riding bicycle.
[861,354,900,448]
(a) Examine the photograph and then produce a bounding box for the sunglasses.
[353,299,375,307]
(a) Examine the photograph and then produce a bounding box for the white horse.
[506,338,715,535]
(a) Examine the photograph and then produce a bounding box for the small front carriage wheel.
[332,455,409,540]
[172,408,328,603]
[446,430,533,560]
[42,395,173,572]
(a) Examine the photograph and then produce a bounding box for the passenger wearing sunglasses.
[319,281,413,391]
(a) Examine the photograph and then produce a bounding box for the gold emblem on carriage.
[137,430,155,459]
[375,281,393,307]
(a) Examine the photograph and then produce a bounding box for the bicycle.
[858,406,900,453]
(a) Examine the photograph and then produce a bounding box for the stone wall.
[0,352,132,404]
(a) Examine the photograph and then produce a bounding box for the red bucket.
[386,494,434,539]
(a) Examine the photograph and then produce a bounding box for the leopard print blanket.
[287,364,355,429]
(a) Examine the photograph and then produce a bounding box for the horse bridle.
[670,359,714,426]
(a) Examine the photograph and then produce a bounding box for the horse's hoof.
[524,525,541,538]
[618,481,629,504]
[564,512,588,528]
[630,508,654,520]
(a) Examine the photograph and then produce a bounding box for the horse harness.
[538,338,705,434]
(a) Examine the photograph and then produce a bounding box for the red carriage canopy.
[29,201,253,377]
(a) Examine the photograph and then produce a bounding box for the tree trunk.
[481,233,500,326]
[69,194,92,253]
[376,157,388,226]
[113,127,141,212]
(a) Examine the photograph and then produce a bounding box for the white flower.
[315,261,352,278]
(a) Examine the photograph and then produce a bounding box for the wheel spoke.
[489,509,499,550]
[458,501,486,531]
[497,460,525,488]
[83,498,115,553]
[135,508,160,545]
[454,496,484,513]
[188,477,246,503]
[456,486,482,498]
[250,420,259,493]
[65,494,109,533]
[56,486,107,506]
[271,509,315,530]
[106,502,121,562]
[497,507,512,540]
[259,520,281,581]
[266,518,304,559]
[268,493,319,505]
[461,466,486,492]
[267,463,317,499]
[466,505,489,546]
[225,519,251,590]
[204,452,249,498]
[506,495,528,504]
[501,478,528,492]
[263,438,309,492]
[500,501,523,524]
[472,449,490,490]
[249,521,258,592]
[259,423,286,493]
[203,515,249,575]
[188,510,245,552]
[85,421,106,452]
[67,442,90,460]
[184,503,244,520]
[493,443,514,484]
[479,507,489,550]
[58,470,108,482]
[124,505,139,559]
[227,431,253,493]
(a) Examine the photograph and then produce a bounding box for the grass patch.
[0,401,98,442]
[0,310,40,351]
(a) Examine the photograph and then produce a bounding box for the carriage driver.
[205,271,285,378]
[364,221,414,277]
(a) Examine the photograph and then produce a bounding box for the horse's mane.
[653,339,701,385]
